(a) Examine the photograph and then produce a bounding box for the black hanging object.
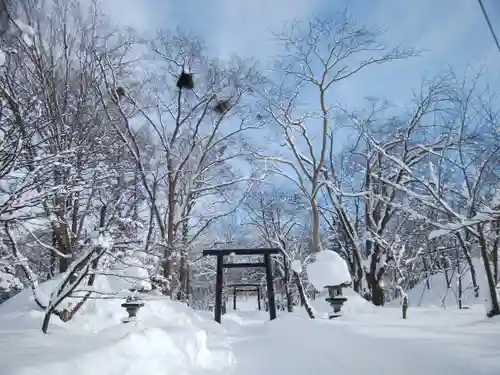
[214,99,231,114]
[176,71,194,90]
[115,86,126,98]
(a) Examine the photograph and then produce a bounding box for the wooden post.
[283,253,293,312]
[402,296,408,319]
[233,286,237,310]
[214,254,224,323]
[264,253,277,320]
[257,287,261,310]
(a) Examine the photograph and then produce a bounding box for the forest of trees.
[0,0,499,324]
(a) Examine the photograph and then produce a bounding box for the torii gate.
[228,282,263,311]
[202,248,280,323]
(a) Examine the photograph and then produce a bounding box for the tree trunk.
[177,248,188,302]
[456,232,479,297]
[164,171,176,296]
[177,220,190,301]
[367,271,385,306]
[55,225,71,273]
[353,278,361,293]
[367,242,385,306]
[477,229,500,317]
[310,198,322,253]
[53,168,71,273]
[49,231,57,278]
[283,260,293,312]
[293,271,314,318]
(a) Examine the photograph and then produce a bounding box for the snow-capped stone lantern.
[306,250,352,319]
[121,296,144,323]
[324,282,350,319]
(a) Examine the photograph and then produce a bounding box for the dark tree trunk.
[367,272,385,306]
[367,242,385,306]
[353,278,361,293]
[283,257,293,312]
[456,232,479,297]
[293,271,314,318]
[177,221,190,301]
[478,228,500,317]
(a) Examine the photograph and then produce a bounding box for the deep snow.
[306,250,352,290]
[390,257,490,309]
[1,278,499,375]
[0,276,233,375]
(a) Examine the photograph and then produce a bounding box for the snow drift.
[0,273,234,375]
[391,258,492,309]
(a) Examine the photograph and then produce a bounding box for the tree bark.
[477,227,500,317]
[293,271,314,318]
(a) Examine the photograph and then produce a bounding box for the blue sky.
[102,0,500,108]
[100,0,500,188]
[97,0,500,236]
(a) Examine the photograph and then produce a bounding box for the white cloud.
[96,0,500,108]
[99,0,169,32]
[96,0,324,61]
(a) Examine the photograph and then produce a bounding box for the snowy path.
[1,288,499,375]
[220,309,500,375]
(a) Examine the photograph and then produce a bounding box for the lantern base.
[328,313,342,319]
[121,316,138,324]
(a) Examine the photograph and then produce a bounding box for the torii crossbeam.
[202,248,280,323]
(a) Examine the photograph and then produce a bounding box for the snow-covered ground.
[1,280,499,375]
[0,277,233,375]
[390,258,490,309]
[225,308,500,375]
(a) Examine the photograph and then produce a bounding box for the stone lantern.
[121,296,144,323]
[324,282,350,319]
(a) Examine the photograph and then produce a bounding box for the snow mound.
[251,307,500,375]
[103,255,153,293]
[11,323,227,375]
[390,258,490,308]
[306,250,351,290]
[340,287,374,313]
[299,288,373,318]
[0,276,234,375]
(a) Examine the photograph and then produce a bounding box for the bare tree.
[0,1,155,328]
[0,0,137,277]
[95,30,265,296]
[259,11,415,264]
[245,188,315,317]
[359,71,500,316]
